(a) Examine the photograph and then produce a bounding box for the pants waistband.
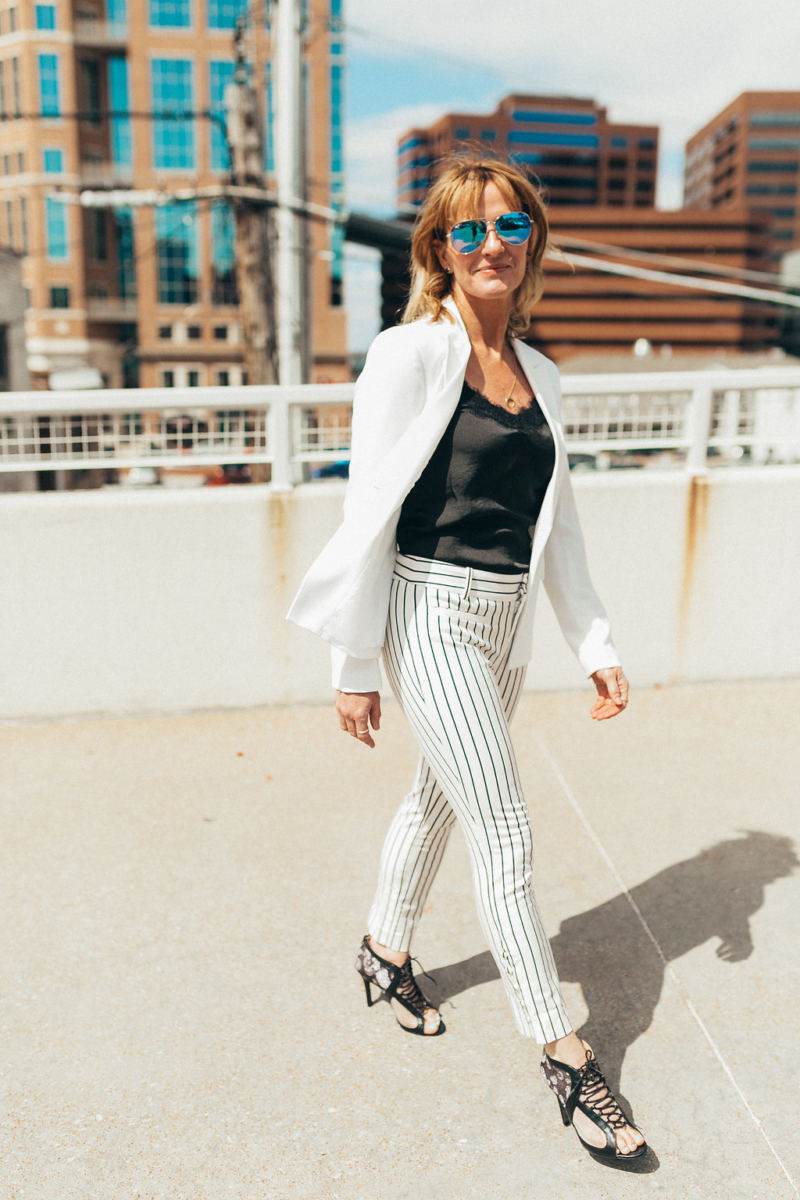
[393,552,528,599]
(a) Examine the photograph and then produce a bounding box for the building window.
[610,135,628,148]
[11,57,21,118]
[45,196,69,259]
[508,130,599,149]
[207,0,246,28]
[187,324,201,339]
[211,200,237,305]
[454,127,470,139]
[209,60,234,171]
[38,54,61,117]
[162,369,175,386]
[151,59,195,169]
[158,324,172,338]
[513,109,597,125]
[0,62,5,121]
[5,198,14,248]
[109,56,132,166]
[751,112,800,127]
[50,285,70,307]
[481,130,496,141]
[35,3,57,27]
[88,208,107,260]
[19,195,28,252]
[114,206,136,297]
[43,147,64,172]
[216,369,229,386]
[150,0,191,26]
[748,160,798,173]
[187,370,200,386]
[638,137,656,148]
[16,150,23,172]
[79,58,102,123]
[213,325,227,340]
[155,201,199,303]
[108,0,127,24]
[8,5,17,31]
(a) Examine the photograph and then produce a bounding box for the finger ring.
[357,728,369,735]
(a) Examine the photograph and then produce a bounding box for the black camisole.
[396,378,555,574]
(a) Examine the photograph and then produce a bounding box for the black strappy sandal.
[541,1042,646,1162]
[355,934,445,1037]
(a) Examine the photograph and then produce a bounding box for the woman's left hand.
[590,667,629,721]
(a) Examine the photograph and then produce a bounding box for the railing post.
[686,383,713,474]
[268,390,293,490]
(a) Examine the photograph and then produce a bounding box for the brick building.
[0,0,347,389]
[684,91,800,265]
[397,93,658,212]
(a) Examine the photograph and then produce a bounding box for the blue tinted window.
[45,195,68,259]
[638,137,656,148]
[748,161,798,172]
[207,0,246,28]
[454,127,470,139]
[508,130,599,148]
[36,4,56,28]
[746,184,798,195]
[107,0,127,23]
[114,206,136,297]
[38,53,60,116]
[749,137,800,150]
[43,147,63,171]
[109,56,132,165]
[513,110,596,125]
[751,112,800,126]
[610,135,628,148]
[151,59,194,169]
[209,60,234,171]
[155,202,199,302]
[150,0,191,25]
[398,135,424,154]
[481,130,496,141]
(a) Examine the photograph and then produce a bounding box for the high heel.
[355,934,445,1037]
[541,1042,646,1162]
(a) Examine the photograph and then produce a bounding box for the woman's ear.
[433,239,450,273]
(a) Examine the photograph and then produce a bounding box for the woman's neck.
[452,290,512,356]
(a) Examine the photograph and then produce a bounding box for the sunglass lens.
[450,220,485,254]
[495,212,532,243]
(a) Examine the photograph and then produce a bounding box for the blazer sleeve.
[330,327,427,693]
[540,364,621,676]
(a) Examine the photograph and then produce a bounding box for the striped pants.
[368,553,573,1043]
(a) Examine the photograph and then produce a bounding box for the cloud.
[345,102,447,213]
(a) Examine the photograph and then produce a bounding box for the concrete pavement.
[1,679,799,1199]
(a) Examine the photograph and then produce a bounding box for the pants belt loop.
[461,567,473,599]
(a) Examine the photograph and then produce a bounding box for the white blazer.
[287,298,620,692]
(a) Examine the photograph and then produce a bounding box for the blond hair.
[403,157,550,337]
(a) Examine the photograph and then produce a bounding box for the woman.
[288,158,646,1162]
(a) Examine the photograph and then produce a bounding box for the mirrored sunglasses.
[448,211,532,255]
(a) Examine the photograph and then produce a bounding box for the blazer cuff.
[331,646,382,692]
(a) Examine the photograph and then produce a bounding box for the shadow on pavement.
[425,830,797,1102]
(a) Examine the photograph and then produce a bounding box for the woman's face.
[436,180,530,307]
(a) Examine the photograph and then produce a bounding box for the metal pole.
[274,0,306,385]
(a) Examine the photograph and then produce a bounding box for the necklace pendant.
[505,396,518,411]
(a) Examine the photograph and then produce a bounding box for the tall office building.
[398,94,658,211]
[0,0,347,389]
[684,91,800,265]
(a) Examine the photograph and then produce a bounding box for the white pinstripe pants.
[368,552,573,1043]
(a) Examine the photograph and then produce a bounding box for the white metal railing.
[1,369,799,487]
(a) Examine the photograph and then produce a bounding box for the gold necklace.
[504,369,519,412]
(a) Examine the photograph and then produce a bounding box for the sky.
[339,0,800,350]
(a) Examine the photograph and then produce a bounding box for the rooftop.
[3,679,799,1198]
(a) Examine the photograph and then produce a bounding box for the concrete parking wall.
[2,467,799,719]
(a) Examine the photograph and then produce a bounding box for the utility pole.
[226,22,278,385]
[274,0,307,384]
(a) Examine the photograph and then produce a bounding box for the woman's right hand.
[336,690,381,749]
